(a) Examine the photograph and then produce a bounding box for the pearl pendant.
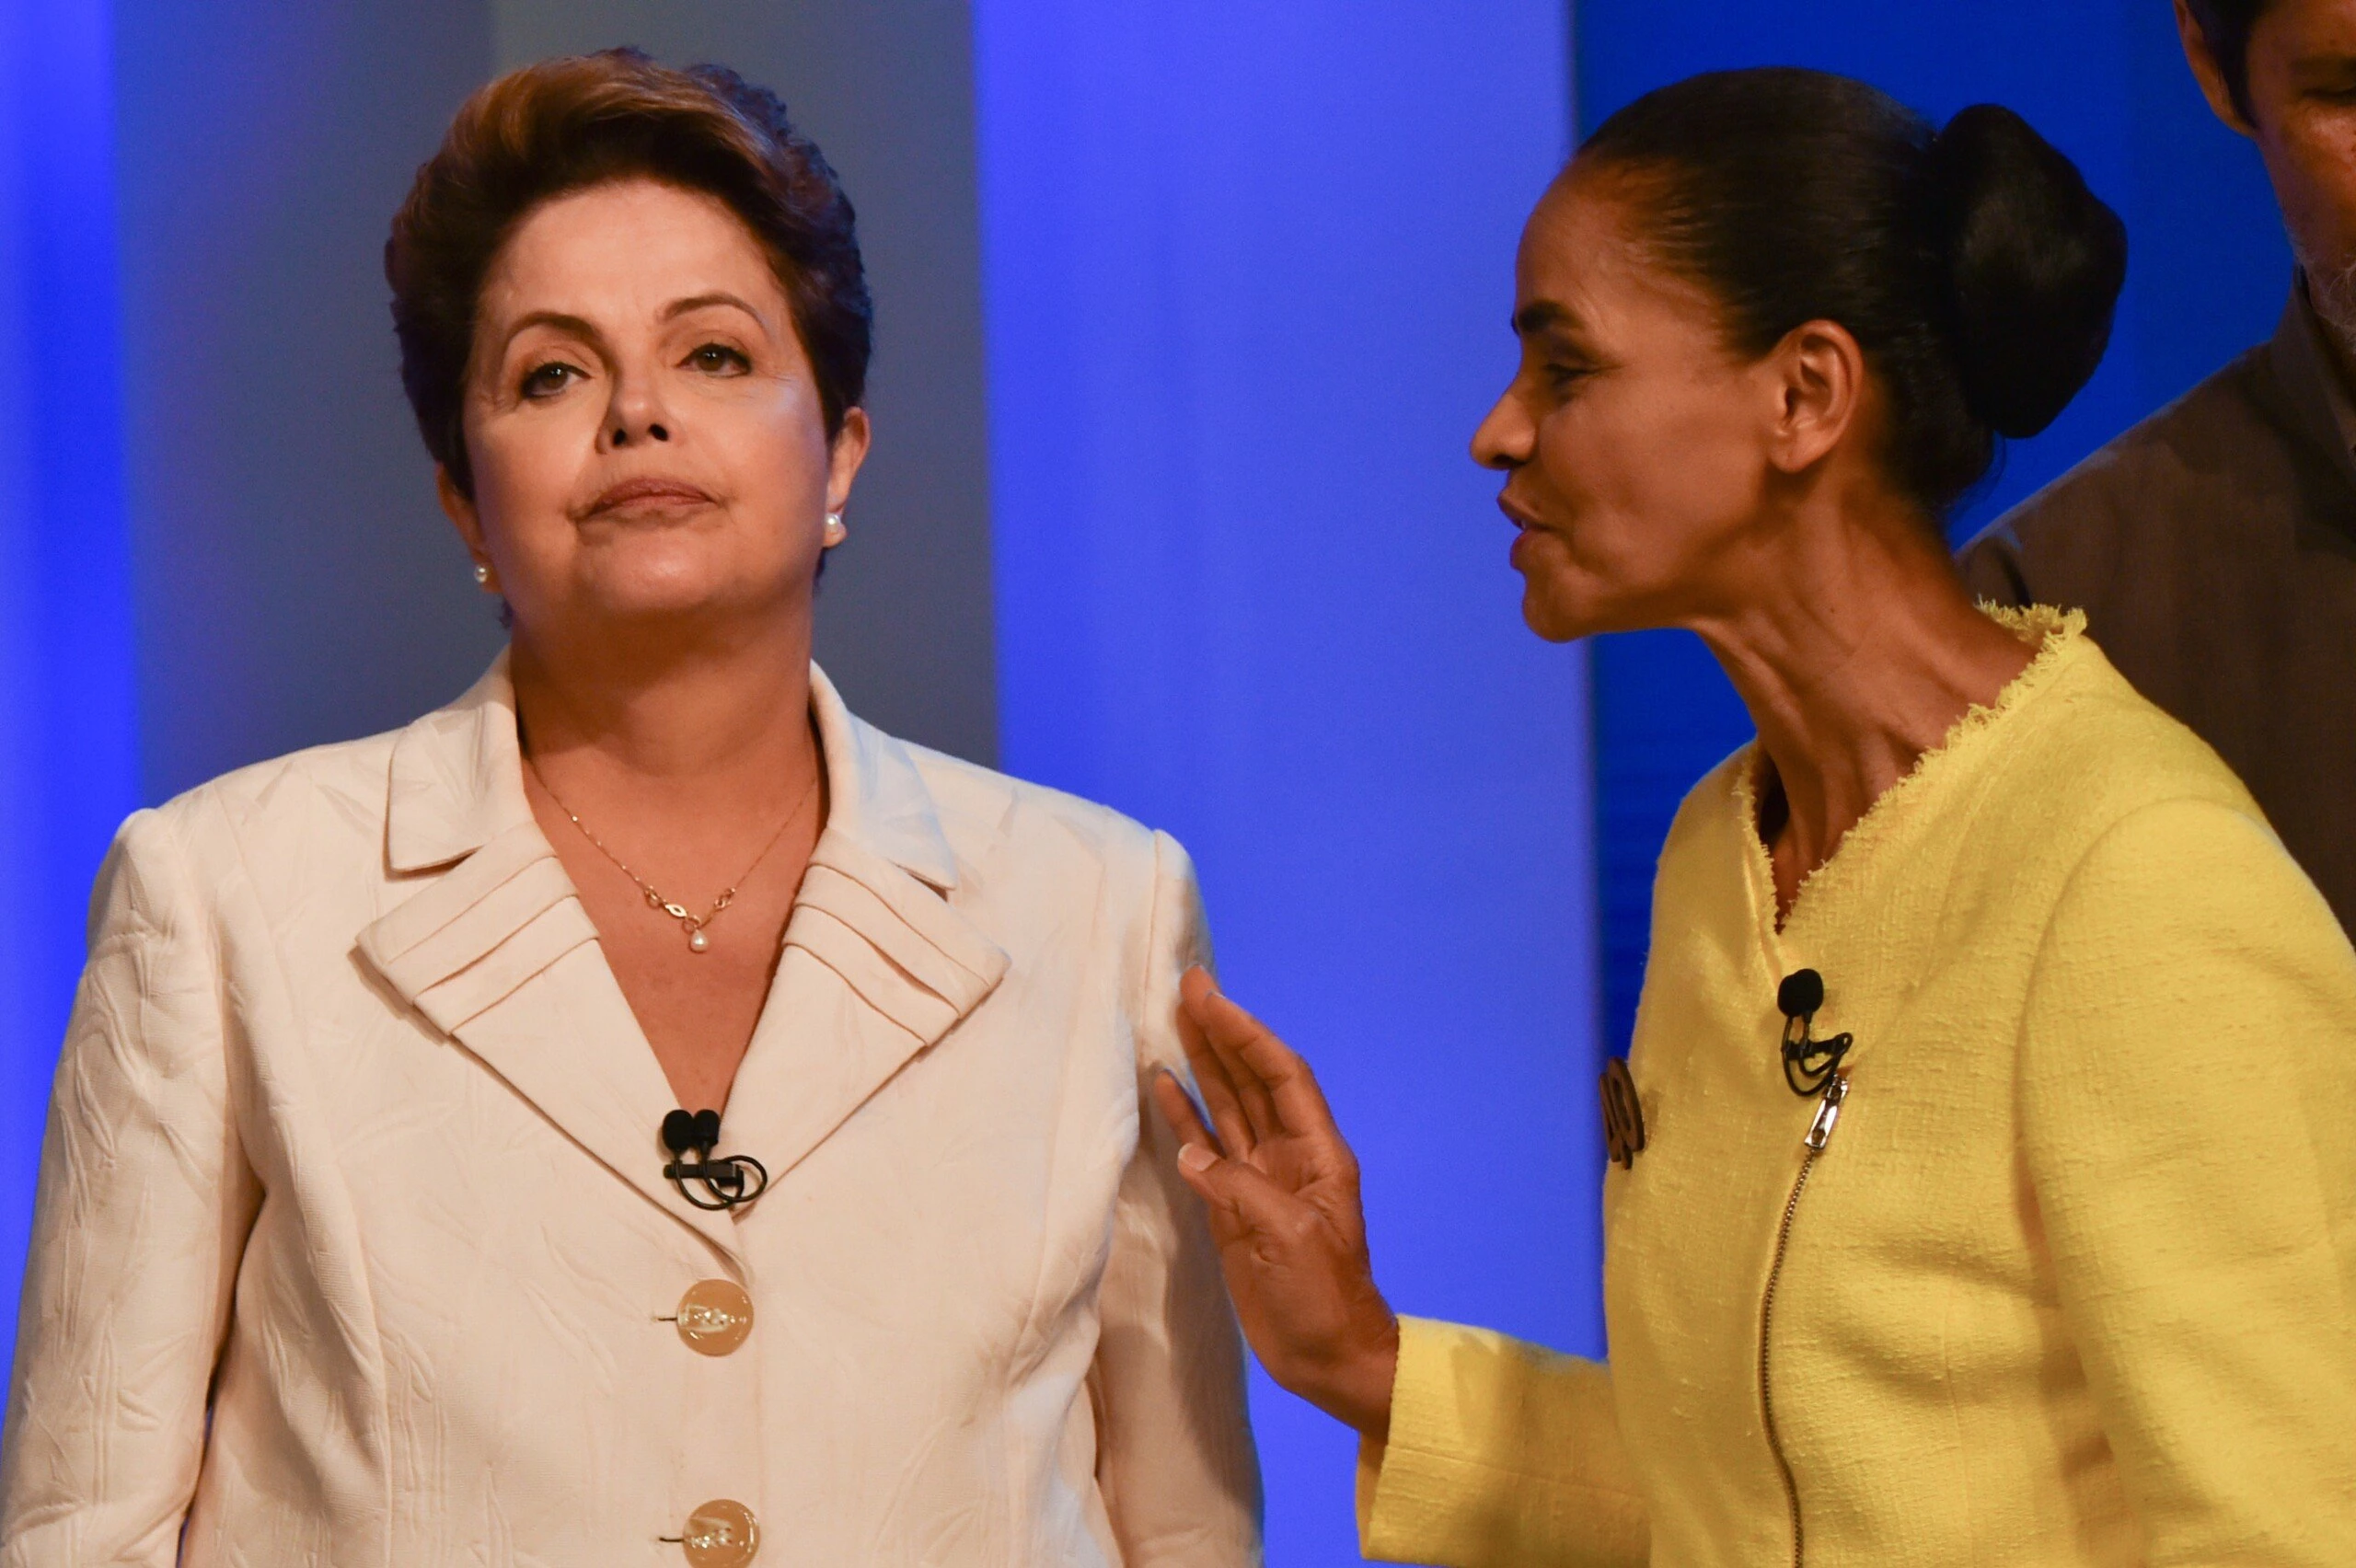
[687,928,710,954]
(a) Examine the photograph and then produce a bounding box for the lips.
[1496,491,1544,531]
[579,476,717,518]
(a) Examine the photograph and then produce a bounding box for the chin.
[579,542,815,623]
[1517,576,1602,644]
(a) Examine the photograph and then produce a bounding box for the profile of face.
[2194,0,2356,341]
[1471,169,1858,642]
[440,177,870,650]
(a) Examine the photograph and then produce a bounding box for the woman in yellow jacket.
[1153,67,2356,1566]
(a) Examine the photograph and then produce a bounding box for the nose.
[1471,381,1535,472]
[602,372,672,450]
[610,418,669,446]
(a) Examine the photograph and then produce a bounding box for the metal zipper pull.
[1804,1074,1849,1151]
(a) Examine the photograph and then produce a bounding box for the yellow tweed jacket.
[1357,609,2356,1566]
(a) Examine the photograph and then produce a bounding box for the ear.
[826,407,872,514]
[1761,318,1864,478]
[436,466,491,564]
[2176,0,2256,138]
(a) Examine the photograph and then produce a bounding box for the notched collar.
[357,652,1005,1261]
[378,654,961,890]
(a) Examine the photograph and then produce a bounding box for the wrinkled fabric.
[0,659,1263,1567]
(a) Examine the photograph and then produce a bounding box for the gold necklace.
[528,762,820,954]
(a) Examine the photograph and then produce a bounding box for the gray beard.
[2301,246,2356,364]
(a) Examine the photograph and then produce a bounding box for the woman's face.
[1472,169,1792,642]
[443,177,868,648]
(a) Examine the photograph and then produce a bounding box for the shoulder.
[141,726,404,867]
[120,727,404,891]
[1969,619,2274,879]
[899,740,1184,896]
[2014,624,2253,806]
[889,742,1207,1000]
[1958,346,2285,585]
[84,726,406,956]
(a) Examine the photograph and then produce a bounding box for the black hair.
[2183,0,2270,120]
[1579,68,2127,519]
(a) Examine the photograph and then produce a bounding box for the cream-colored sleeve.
[1356,1316,1646,1568]
[2021,799,2356,1564]
[1090,829,1264,1565]
[0,810,260,1566]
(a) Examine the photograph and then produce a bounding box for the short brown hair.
[387,49,871,496]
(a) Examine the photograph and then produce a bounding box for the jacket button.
[674,1279,754,1356]
[677,1498,758,1565]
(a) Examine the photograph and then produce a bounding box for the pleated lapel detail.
[719,836,1009,1185]
[354,659,1006,1256]
[358,658,743,1260]
[716,672,1010,1186]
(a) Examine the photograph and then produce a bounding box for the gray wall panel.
[116,1,997,803]
[117,0,504,801]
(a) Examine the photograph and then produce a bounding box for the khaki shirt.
[1962,283,2356,936]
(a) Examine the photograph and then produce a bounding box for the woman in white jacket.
[0,50,1259,1567]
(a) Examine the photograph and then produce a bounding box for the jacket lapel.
[715,672,1009,1187]
[357,659,741,1260]
[354,659,1008,1258]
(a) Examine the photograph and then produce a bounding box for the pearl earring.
[823,512,848,547]
[472,562,492,588]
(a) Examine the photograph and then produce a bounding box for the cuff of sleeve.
[1355,1316,1646,1568]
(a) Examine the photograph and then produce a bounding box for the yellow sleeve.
[1354,1317,1646,1568]
[2020,799,2356,1563]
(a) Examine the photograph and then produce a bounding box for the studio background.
[0,2,2286,1562]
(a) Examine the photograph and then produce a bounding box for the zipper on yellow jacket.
[1759,1072,1850,1568]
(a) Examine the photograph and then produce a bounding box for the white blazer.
[0,659,1261,1567]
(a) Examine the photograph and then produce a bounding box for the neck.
[509,609,822,823]
[1686,492,2032,901]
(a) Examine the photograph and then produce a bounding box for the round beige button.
[678,1498,758,1566]
[674,1279,754,1356]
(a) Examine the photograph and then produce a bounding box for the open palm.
[1152,966,1400,1437]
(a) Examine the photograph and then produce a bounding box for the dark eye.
[1544,362,1595,393]
[688,343,752,375]
[520,361,580,399]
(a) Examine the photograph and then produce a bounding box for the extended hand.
[1152,966,1400,1439]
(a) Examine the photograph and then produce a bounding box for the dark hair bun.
[1927,104,2127,439]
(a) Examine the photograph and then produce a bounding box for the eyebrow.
[1514,301,1579,338]
[662,291,770,329]
[496,293,771,358]
[500,310,607,357]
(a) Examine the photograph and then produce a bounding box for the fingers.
[1182,967,1289,1142]
[1174,987,1258,1159]
[1170,1130,1318,1241]
[1149,1068,1221,1157]
[1182,966,1340,1147]
[1231,1023,1344,1151]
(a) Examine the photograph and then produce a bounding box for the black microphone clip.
[1775,968,1853,1099]
[661,1108,770,1211]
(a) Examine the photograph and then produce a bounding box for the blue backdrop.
[0,4,2307,1561]
[974,5,1600,1562]
[1583,4,2292,1066]
[0,0,139,1377]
